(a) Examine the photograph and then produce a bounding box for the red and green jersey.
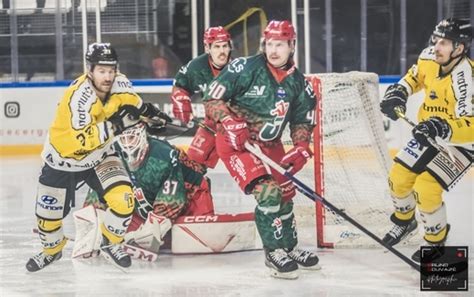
[130,138,204,211]
[174,53,218,97]
[203,54,317,143]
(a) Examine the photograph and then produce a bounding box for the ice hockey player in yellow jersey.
[379,18,473,263]
[26,42,170,271]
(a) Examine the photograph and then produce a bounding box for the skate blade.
[100,252,130,273]
[298,263,322,271]
[268,267,299,280]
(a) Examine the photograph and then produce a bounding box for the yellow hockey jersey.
[399,46,473,150]
[41,73,143,171]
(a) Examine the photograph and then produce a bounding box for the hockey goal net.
[286,72,393,248]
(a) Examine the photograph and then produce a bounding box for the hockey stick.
[192,118,217,135]
[394,107,455,161]
[244,141,420,271]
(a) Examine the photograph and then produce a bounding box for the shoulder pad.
[418,46,435,61]
[451,58,473,117]
[111,74,134,94]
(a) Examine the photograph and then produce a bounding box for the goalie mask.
[118,123,150,170]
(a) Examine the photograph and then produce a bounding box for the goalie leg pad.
[37,219,67,255]
[171,213,260,253]
[35,183,67,220]
[72,205,103,258]
[124,212,171,253]
[419,203,448,244]
[391,193,416,221]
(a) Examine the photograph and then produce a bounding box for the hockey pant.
[389,140,471,243]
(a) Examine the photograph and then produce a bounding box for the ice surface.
[0,156,472,297]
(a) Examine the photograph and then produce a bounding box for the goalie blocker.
[73,206,261,259]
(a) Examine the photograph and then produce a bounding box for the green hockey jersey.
[174,53,218,96]
[203,54,316,143]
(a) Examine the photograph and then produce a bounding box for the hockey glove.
[109,105,141,135]
[380,84,409,121]
[141,102,172,131]
[412,117,451,148]
[171,89,193,124]
[221,116,250,151]
[281,143,313,175]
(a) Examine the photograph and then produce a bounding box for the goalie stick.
[394,107,455,161]
[243,142,420,272]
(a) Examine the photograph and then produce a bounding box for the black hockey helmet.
[85,42,118,68]
[432,18,472,53]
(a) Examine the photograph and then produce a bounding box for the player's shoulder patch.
[227,54,264,74]
[418,46,435,61]
[226,56,249,74]
[111,74,134,94]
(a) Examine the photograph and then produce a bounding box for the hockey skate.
[100,235,132,269]
[382,215,418,247]
[412,224,450,264]
[264,248,298,279]
[26,251,62,272]
[285,247,321,270]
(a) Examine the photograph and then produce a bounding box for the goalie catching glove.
[281,143,312,175]
[221,116,250,151]
[380,84,409,121]
[412,117,451,148]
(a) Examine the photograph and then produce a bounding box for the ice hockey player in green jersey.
[171,26,233,168]
[203,20,321,279]
[84,122,215,239]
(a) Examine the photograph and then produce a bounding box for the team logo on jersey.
[197,83,207,93]
[244,85,266,97]
[259,100,289,141]
[276,87,286,98]
[227,57,247,74]
[429,90,438,99]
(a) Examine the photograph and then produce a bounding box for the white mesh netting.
[285,72,395,248]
